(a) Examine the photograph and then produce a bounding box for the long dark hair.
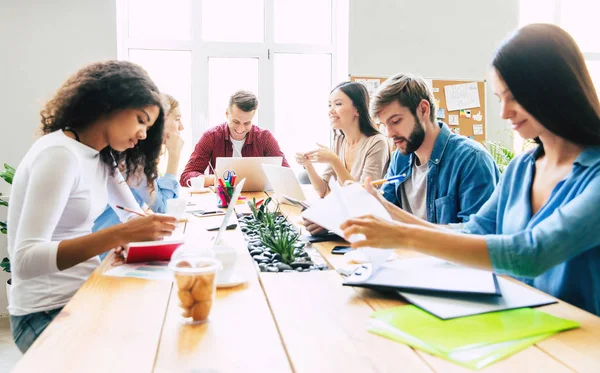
[492,23,600,146]
[40,60,165,189]
[331,81,380,138]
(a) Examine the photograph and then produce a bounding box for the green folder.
[369,305,579,370]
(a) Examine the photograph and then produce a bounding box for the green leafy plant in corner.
[1,163,15,274]
[0,258,9,274]
[485,141,515,174]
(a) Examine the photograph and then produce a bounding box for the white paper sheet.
[103,262,173,281]
[444,82,480,111]
[301,183,391,239]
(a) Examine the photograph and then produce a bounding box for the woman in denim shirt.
[341,24,600,316]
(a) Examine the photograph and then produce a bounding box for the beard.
[393,116,426,155]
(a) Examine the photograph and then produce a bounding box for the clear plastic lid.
[168,243,221,274]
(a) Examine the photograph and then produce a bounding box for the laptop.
[215,157,283,192]
[261,164,309,208]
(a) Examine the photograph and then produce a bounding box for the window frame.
[515,0,600,153]
[117,0,349,146]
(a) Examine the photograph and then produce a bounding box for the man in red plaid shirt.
[180,90,290,187]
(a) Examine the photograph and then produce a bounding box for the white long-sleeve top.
[7,130,143,316]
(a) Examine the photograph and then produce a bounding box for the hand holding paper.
[301,182,393,245]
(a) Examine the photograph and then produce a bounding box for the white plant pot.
[5,278,10,305]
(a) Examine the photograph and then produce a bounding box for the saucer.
[189,187,210,194]
[216,274,248,288]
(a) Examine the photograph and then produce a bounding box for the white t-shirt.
[400,160,428,221]
[231,137,245,158]
[7,130,141,316]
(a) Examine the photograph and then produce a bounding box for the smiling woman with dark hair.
[296,81,390,198]
[341,24,600,316]
[7,60,178,353]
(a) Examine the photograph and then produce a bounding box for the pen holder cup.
[216,185,234,208]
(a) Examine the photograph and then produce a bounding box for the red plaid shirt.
[180,122,290,186]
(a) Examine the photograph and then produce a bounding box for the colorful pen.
[370,174,407,186]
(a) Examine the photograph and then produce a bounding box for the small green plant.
[247,196,300,265]
[0,163,15,185]
[259,223,300,265]
[247,197,280,232]
[1,163,15,274]
[0,257,9,274]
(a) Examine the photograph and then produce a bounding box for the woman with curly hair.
[7,60,177,352]
[93,93,186,234]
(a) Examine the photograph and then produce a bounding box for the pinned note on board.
[355,78,382,97]
[444,82,480,111]
[448,114,459,125]
[436,108,446,119]
[473,124,484,135]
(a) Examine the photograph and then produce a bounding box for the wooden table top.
[12,188,600,373]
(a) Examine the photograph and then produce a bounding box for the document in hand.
[126,239,185,263]
[126,223,186,263]
[344,256,501,296]
[301,183,392,239]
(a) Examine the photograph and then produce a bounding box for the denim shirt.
[382,122,499,224]
[464,146,600,316]
[92,173,180,232]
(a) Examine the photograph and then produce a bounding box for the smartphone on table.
[331,245,352,255]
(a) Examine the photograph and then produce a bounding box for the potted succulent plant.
[1,163,15,302]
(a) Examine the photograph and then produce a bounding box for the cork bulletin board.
[350,76,486,143]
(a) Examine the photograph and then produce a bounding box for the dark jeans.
[10,307,63,353]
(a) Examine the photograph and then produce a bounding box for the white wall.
[349,0,520,146]
[0,0,117,315]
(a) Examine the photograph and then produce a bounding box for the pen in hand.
[115,205,147,217]
[370,174,407,186]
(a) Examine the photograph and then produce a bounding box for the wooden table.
[12,189,600,373]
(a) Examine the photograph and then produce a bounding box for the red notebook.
[126,240,185,263]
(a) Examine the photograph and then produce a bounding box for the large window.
[118,0,349,174]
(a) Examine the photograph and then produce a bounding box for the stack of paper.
[398,275,556,319]
[301,182,392,239]
[369,305,579,370]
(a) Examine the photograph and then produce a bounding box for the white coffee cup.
[166,198,187,219]
[186,175,206,190]
[213,245,238,283]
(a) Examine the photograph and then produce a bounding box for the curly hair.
[39,60,165,190]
